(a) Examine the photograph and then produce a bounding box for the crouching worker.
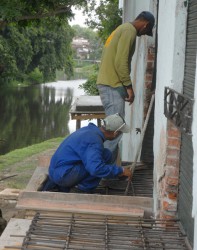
[43,113,132,193]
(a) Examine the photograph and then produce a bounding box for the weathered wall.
[159,121,181,219]
[121,1,196,246]
[122,0,150,22]
[153,0,187,216]
[121,0,156,161]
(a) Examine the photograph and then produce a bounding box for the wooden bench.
[70,95,105,129]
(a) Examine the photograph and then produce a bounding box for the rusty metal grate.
[94,164,153,197]
[7,211,190,250]
[164,87,194,135]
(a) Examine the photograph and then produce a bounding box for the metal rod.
[6,211,189,250]
[125,94,155,196]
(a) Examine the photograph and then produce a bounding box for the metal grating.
[7,211,190,250]
[178,0,197,246]
[95,164,153,197]
[42,163,153,197]
[164,87,194,135]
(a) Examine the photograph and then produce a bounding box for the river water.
[0,79,94,155]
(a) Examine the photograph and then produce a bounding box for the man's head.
[101,113,130,140]
[134,11,155,37]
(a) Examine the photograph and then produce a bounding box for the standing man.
[43,113,132,194]
[97,11,155,164]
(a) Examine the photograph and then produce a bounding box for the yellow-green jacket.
[97,23,136,88]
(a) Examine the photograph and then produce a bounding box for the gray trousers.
[97,84,125,164]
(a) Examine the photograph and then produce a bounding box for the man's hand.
[125,87,135,105]
[119,168,132,178]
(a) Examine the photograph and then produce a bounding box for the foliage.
[25,20,75,81]
[0,137,64,189]
[0,20,74,85]
[77,0,122,94]
[72,24,96,40]
[72,24,102,60]
[84,0,122,43]
[0,0,88,27]
[0,0,88,85]
[79,64,99,95]
[0,137,64,170]
[0,26,32,85]
[27,68,44,85]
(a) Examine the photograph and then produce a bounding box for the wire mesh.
[94,164,153,197]
[6,211,190,250]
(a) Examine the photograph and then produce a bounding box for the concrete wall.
[153,0,187,214]
[122,0,151,23]
[121,0,156,161]
[121,1,197,246]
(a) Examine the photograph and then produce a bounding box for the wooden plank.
[17,191,153,217]
[76,119,81,129]
[71,113,105,120]
[70,110,105,114]
[25,167,48,191]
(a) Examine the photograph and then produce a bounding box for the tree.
[84,0,122,42]
[77,0,122,95]
[72,25,102,60]
[79,65,99,95]
[0,0,88,28]
[0,1,90,85]
[25,20,74,81]
[0,26,33,84]
[0,20,74,85]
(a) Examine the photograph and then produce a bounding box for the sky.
[69,8,88,27]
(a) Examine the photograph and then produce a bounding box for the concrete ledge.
[73,95,104,112]
[17,191,153,217]
[0,218,31,250]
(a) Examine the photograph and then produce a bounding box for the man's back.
[97,22,136,88]
[48,123,105,182]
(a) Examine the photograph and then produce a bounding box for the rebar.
[6,211,190,250]
[96,165,153,197]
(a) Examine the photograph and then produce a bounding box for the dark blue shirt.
[49,123,123,183]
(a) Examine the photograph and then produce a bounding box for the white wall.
[123,0,150,23]
[153,0,187,214]
[121,0,156,161]
[122,37,152,161]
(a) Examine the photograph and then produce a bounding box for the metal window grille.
[164,87,194,135]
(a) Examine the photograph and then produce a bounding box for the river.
[0,79,94,155]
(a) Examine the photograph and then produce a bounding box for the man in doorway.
[97,11,155,164]
[43,113,132,193]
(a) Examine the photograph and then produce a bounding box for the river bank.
[0,137,63,192]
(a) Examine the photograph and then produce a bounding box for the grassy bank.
[0,137,65,189]
[0,137,64,170]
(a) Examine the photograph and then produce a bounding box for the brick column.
[159,120,181,219]
[144,46,155,119]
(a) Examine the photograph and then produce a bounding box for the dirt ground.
[0,148,55,227]
[0,148,55,192]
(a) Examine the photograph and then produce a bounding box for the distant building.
[71,37,90,60]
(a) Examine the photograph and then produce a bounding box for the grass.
[0,137,65,171]
[0,137,67,189]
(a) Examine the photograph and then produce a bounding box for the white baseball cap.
[103,113,130,133]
